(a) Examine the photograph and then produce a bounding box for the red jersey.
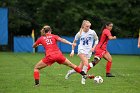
[96,28,112,50]
[35,33,62,56]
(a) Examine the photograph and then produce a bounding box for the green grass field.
[0,52,140,93]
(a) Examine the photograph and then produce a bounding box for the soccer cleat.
[34,84,40,87]
[65,70,71,79]
[87,75,95,79]
[106,73,115,77]
[81,76,86,84]
[82,74,95,79]
[81,74,94,84]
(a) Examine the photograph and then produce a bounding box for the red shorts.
[42,52,66,66]
[95,47,108,58]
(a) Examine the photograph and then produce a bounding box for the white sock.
[82,65,88,73]
[89,63,93,68]
[69,69,76,74]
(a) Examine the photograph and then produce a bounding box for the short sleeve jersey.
[97,28,112,50]
[75,29,98,52]
[35,33,61,56]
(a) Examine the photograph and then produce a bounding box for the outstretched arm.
[32,43,42,48]
[59,38,72,45]
[138,35,140,48]
[91,32,99,52]
[32,42,38,48]
[108,36,116,40]
[59,38,76,47]
[70,39,77,57]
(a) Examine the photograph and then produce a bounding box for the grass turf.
[0,52,140,93]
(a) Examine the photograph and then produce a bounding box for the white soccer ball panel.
[94,76,103,84]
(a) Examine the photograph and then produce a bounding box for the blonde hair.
[78,20,91,37]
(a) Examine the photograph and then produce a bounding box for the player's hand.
[138,44,140,48]
[72,43,76,47]
[91,47,95,52]
[36,44,42,47]
[39,44,42,46]
[70,50,74,57]
[113,36,116,39]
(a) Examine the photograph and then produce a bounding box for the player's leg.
[103,52,115,77]
[88,49,105,68]
[63,58,95,80]
[63,58,95,78]
[57,53,94,79]
[89,56,100,67]
[78,54,89,84]
[63,58,84,74]
[79,54,89,72]
[65,49,85,79]
[34,60,47,86]
[65,61,83,79]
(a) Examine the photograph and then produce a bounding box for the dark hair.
[101,22,113,31]
[98,22,113,40]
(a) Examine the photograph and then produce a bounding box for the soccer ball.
[94,76,103,84]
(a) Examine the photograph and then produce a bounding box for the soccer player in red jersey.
[89,22,116,77]
[33,25,94,86]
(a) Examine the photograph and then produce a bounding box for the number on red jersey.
[46,39,52,45]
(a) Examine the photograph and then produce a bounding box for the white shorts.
[78,49,92,59]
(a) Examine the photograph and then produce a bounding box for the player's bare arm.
[138,31,140,48]
[32,43,42,48]
[108,36,116,40]
[70,39,77,57]
[32,43,38,48]
[138,37,140,48]
[91,33,99,52]
[59,38,76,46]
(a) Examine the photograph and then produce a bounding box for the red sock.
[106,61,112,73]
[74,66,82,73]
[87,64,91,72]
[34,70,40,80]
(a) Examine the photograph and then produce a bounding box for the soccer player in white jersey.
[65,20,99,84]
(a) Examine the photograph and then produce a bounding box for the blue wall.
[14,37,33,52]
[14,37,140,55]
[108,38,140,54]
[0,8,8,45]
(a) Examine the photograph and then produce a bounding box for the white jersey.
[75,29,98,58]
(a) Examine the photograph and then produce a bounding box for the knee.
[34,68,39,72]
[34,65,40,70]
[83,61,89,66]
[94,57,100,63]
[108,58,112,62]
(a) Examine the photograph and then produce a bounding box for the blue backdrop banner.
[14,37,140,55]
[14,37,33,52]
[37,38,140,55]
[107,38,140,54]
[0,8,8,45]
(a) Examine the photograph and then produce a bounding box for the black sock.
[35,79,39,85]
[91,58,99,66]
[91,61,96,66]
[80,71,86,75]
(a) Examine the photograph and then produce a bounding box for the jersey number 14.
[83,40,89,45]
